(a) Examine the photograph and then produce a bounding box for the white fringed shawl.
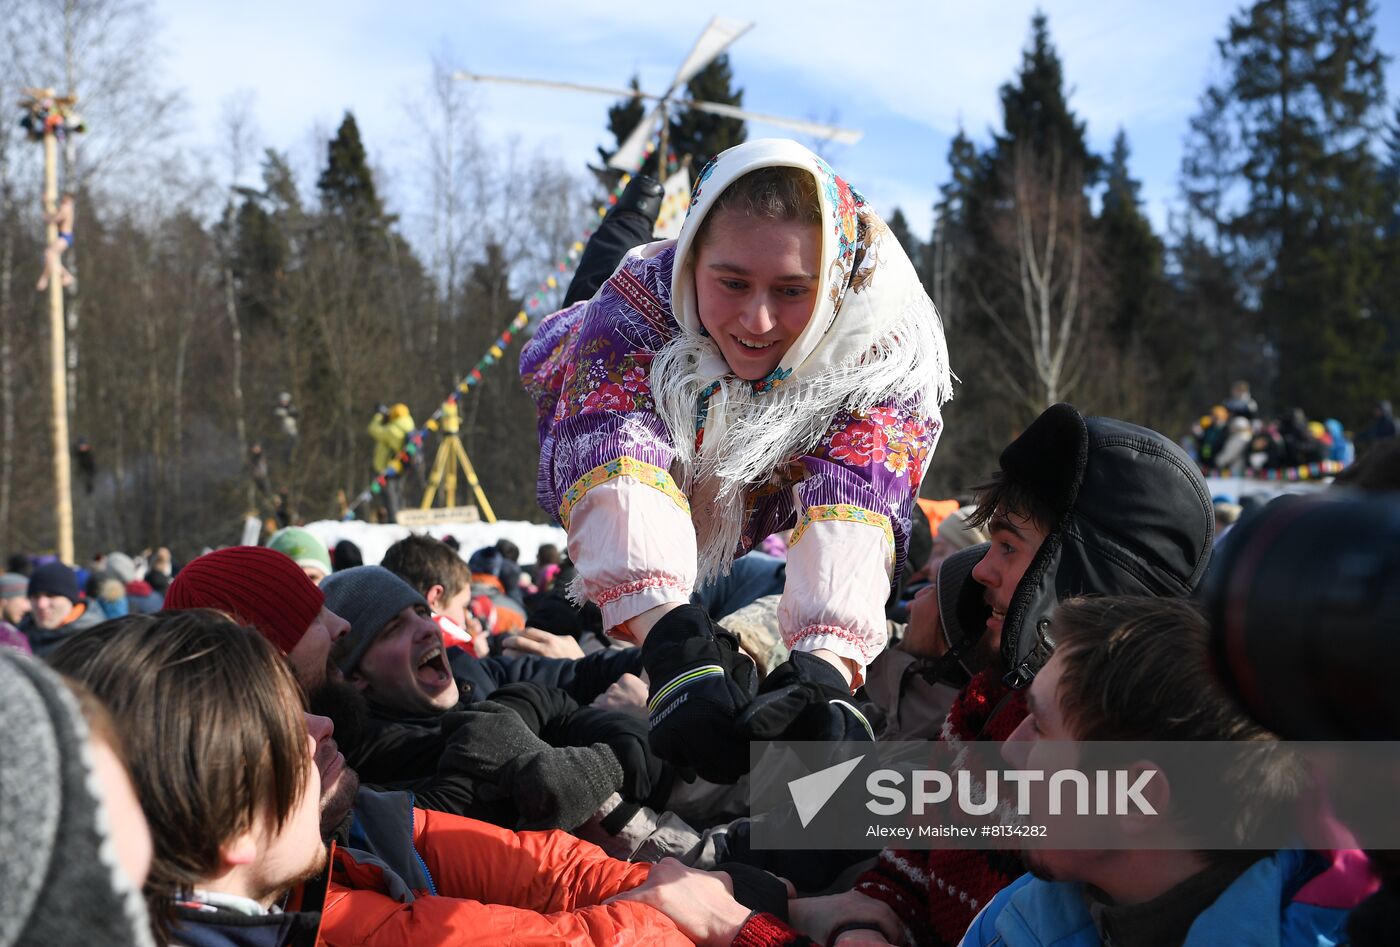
[648,139,953,584]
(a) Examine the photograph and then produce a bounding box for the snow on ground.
[1203,477,1328,503]
[301,519,567,566]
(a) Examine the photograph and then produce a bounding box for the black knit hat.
[28,561,81,602]
[994,404,1214,687]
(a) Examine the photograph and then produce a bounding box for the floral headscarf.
[651,139,953,581]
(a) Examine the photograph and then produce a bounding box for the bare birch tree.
[971,141,1098,412]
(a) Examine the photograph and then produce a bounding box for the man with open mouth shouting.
[322,566,675,832]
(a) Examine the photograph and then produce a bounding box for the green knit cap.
[266,526,332,576]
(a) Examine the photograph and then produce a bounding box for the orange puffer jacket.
[322,804,690,946]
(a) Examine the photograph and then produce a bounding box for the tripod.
[421,431,496,523]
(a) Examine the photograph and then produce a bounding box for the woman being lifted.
[522,140,952,777]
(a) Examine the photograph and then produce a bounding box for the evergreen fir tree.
[957,12,1099,412]
[597,75,646,170]
[994,12,1098,180]
[1098,129,1164,347]
[317,112,385,229]
[925,129,981,315]
[886,207,918,262]
[1204,0,1393,422]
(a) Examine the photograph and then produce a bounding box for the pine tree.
[1099,130,1164,347]
[923,15,1105,492]
[960,12,1099,413]
[926,129,981,319]
[886,207,918,262]
[454,243,540,518]
[994,12,1098,180]
[317,112,385,230]
[1366,99,1400,379]
[1201,0,1393,423]
[597,75,647,169]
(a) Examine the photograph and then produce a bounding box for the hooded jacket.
[368,410,415,472]
[856,403,1216,946]
[169,870,327,947]
[20,600,106,658]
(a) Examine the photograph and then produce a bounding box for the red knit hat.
[165,546,325,654]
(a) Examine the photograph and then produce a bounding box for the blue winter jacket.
[960,849,1368,947]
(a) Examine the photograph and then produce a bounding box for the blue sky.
[157,0,1400,241]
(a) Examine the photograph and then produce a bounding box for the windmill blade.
[682,99,863,145]
[451,70,663,104]
[607,103,663,171]
[667,16,754,94]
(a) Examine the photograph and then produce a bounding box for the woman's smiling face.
[693,209,822,381]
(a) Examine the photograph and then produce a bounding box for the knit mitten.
[557,704,676,809]
[441,701,624,830]
[507,743,625,831]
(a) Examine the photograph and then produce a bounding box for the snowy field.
[300,519,567,566]
[1203,477,1328,503]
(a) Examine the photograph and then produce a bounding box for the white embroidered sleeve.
[778,504,896,688]
[563,459,697,634]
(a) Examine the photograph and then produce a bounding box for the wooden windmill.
[454,16,862,177]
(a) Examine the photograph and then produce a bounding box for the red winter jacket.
[322,804,690,946]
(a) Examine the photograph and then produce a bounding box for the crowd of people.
[1183,380,1398,475]
[3,140,1397,946]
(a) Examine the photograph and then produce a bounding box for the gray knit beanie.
[0,649,155,946]
[321,566,429,674]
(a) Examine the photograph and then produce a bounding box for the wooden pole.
[43,128,74,564]
[658,100,670,179]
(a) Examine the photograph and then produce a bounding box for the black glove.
[641,604,758,784]
[736,650,875,744]
[486,681,579,739]
[562,174,664,307]
[559,704,676,809]
[614,173,664,225]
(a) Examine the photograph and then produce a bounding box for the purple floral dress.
[522,244,939,677]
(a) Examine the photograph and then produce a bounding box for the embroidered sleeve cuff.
[558,456,689,530]
[597,574,692,634]
[779,508,895,688]
[566,474,697,636]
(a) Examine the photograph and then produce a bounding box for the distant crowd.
[1184,380,1397,475]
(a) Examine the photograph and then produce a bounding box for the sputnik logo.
[788,755,865,828]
